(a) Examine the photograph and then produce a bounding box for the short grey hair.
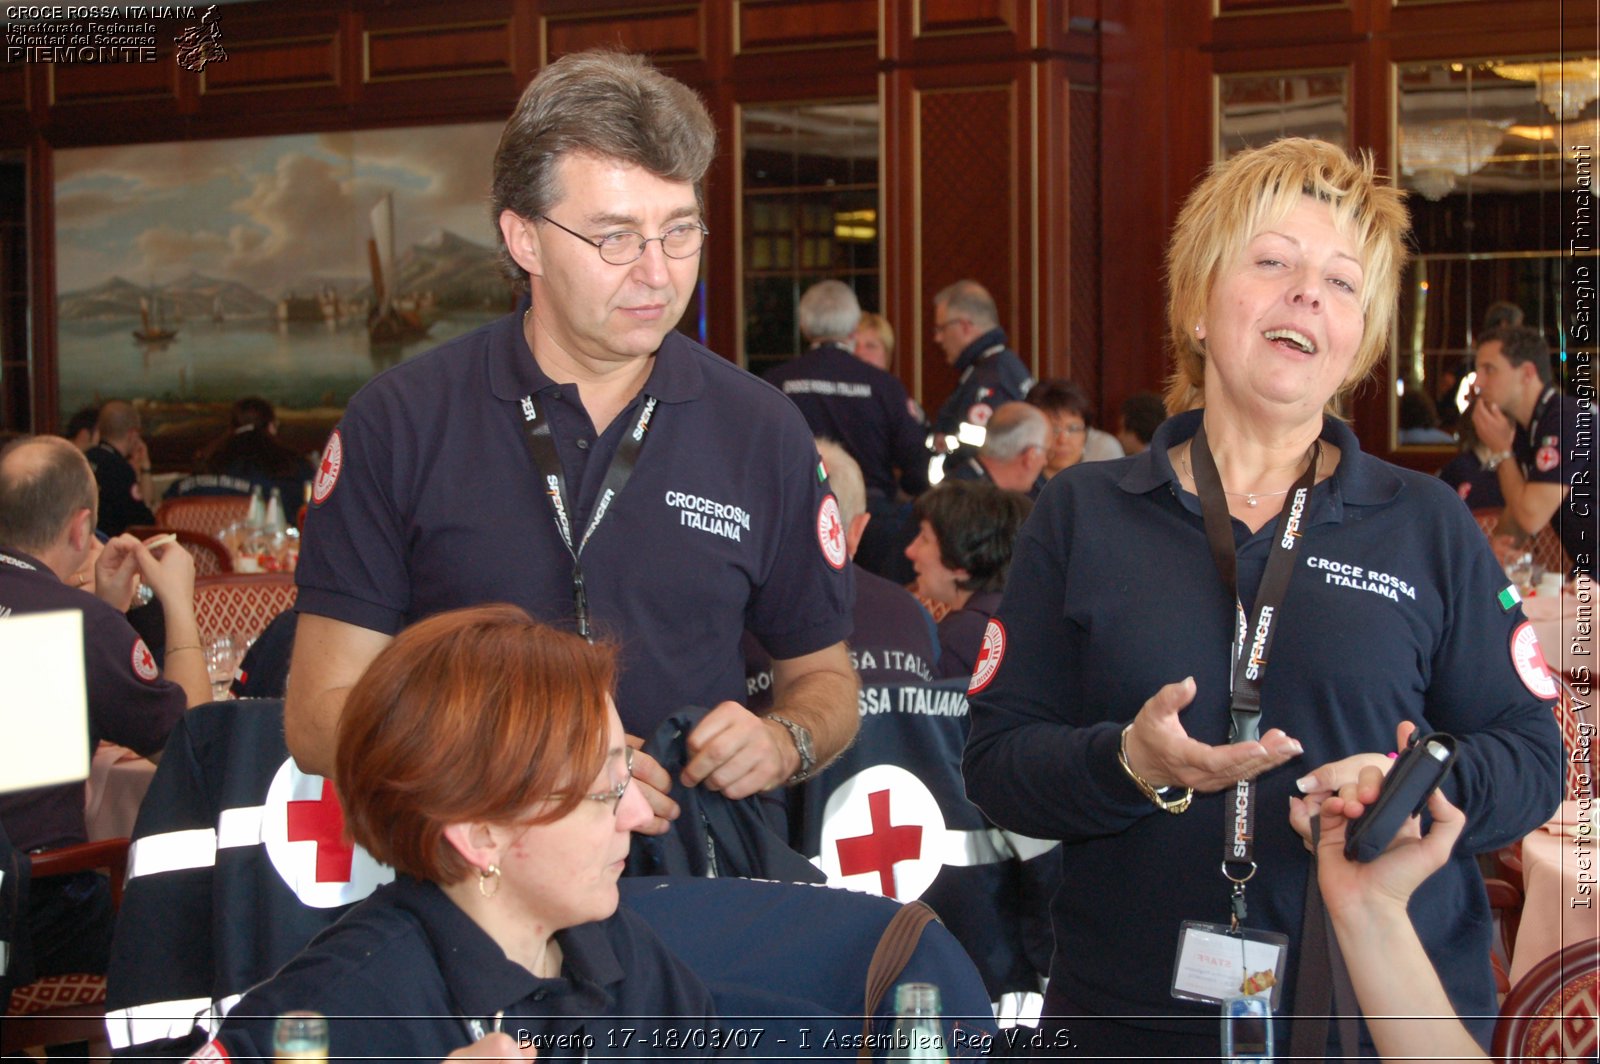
[0,436,96,555]
[933,279,998,330]
[798,280,862,343]
[491,49,717,290]
[814,438,865,526]
[981,402,1049,461]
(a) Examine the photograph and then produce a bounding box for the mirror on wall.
[1216,69,1349,160]
[740,100,879,377]
[1392,56,1597,450]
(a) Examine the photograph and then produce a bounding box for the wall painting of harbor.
[55,122,514,461]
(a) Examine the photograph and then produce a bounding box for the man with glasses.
[930,280,1034,439]
[943,402,1050,498]
[289,50,858,839]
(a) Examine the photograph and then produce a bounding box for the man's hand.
[132,534,197,606]
[625,738,680,836]
[94,534,145,610]
[1471,399,1516,454]
[681,701,795,799]
[1121,677,1304,793]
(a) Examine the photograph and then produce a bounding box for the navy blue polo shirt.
[743,564,937,711]
[1513,387,1596,573]
[764,343,929,499]
[933,590,1001,681]
[86,442,154,536]
[932,328,1034,435]
[963,410,1563,1043]
[202,875,731,1061]
[297,313,854,737]
[0,549,184,851]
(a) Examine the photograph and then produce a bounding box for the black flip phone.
[1343,730,1457,863]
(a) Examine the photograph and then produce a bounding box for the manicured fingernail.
[1296,775,1317,793]
[1387,751,1399,759]
[1286,741,1304,756]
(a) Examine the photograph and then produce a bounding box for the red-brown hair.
[335,604,614,884]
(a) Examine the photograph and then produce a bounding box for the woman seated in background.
[1026,379,1123,478]
[851,310,895,372]
[167,397,314,503]
[192,604,727,1060]
[904,480,1031,680]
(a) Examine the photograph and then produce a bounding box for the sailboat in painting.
[367,192,429,345]
[132,293,177,344]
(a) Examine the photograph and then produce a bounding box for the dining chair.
[191,573,298,649]
[1492,936,1599,1063]
[124,525,234,576]
[2,837,130,1057]
[155,496,250,540]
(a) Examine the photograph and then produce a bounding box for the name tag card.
[1171,920,1288,1009]
[0,610,89,794]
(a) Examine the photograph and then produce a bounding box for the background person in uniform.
[930,280,1033,438]
[852,311,895,372]
[904,480,1031,681]
[1470,324,1592,567]
[86,399,156,536]
[196,605,728,1060]
[765,280,929,501]
[1116,391,1167,455]
[0,436,208,985]
[963,138,1562,1057]
[1026,379,1122,478]
[62,404,101,453]
[943,401,1049,497]
[744,439,939,710]
[168,396,316,503]
[289,49,857,832]
[1438,395,1505,510]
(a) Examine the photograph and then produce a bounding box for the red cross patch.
[262,757,393,908]
[1535,444,1559,473]
[967,619,1005,695]
[131,638,159,683]
[817,765,945,901]
[817,494,848,570]
[1510,621,1559,700]
[312,430,343,505]
[968,402,994,427]
[187,1039,230,1062]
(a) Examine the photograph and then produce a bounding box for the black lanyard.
[519,390,656,639]
[1189,421,1320,928]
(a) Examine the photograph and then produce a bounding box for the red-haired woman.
[192,604,728,1060]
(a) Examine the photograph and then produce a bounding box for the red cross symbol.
[319,453,335,479]
[835,789,922,898]
[823,511,842,549]
[975,639,997,675]
[286,780,355,883]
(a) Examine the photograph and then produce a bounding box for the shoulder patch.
[968,618,1006,695]
[1457,481,1472,501]
[187,1038,230,1062]
[131,638,159,683]
[312,429,343,505]
[1509,621,1559,700]
[1497,584,1521,612]
[1535,444,1560,473]
[817,495,848,570]
[968,402,994,427]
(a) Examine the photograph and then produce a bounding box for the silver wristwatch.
[768,714,816,784]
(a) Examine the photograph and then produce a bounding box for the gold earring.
[478,863,501,899]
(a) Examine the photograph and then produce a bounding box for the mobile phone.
[1220,994,1273,1062]
[1343,730,1457,863]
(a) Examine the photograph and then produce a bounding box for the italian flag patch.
[1498,584,1521,612]
[816,459,828,483]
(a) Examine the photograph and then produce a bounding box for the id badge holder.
[1170,921,1289,1010]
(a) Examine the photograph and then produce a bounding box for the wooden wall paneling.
[28,139,55,434]
[1207,4,1362,51]
[914,72,1020,411]
[1387,0,1576,41]
[892,0,1031,67]
[540,3,705,65]
[698,0,741,364]
[734,0,877,54]
[916,0,1023,40]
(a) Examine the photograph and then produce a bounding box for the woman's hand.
[1121,677,1304,793]
[447,1033,535,1060]
[624,737,680,837]
[1294,720,1415,805]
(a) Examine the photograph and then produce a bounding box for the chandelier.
[1399,119,1510,200]
[1494,59,1600,121]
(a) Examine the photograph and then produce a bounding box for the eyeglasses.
[584,747,635,815]
[539,214,708,266]
[1054,422,1088,437]
[932,317,969,335]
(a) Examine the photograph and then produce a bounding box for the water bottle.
[244,484,265,530]
[272,1010,328,1061]
[888,982,946,1063]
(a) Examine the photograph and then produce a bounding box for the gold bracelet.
[165,644,203,654]
[1117,724,1193,814]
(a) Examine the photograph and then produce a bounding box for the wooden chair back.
[192,573,298,648]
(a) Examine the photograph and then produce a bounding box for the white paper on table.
[0,609,88,795]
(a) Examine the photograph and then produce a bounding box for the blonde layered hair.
[1164,138,1410,414]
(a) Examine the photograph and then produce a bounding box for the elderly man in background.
[0,436,207,985]
[766,280,929,502]
[944,401,1049,498]
[930,280,1034,438]
[86,400,157,536]
[291,49,857,831]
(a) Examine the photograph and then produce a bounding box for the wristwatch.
[1483,450,1513,471]
[1117,724,1193,814]
[768,714,816,784]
